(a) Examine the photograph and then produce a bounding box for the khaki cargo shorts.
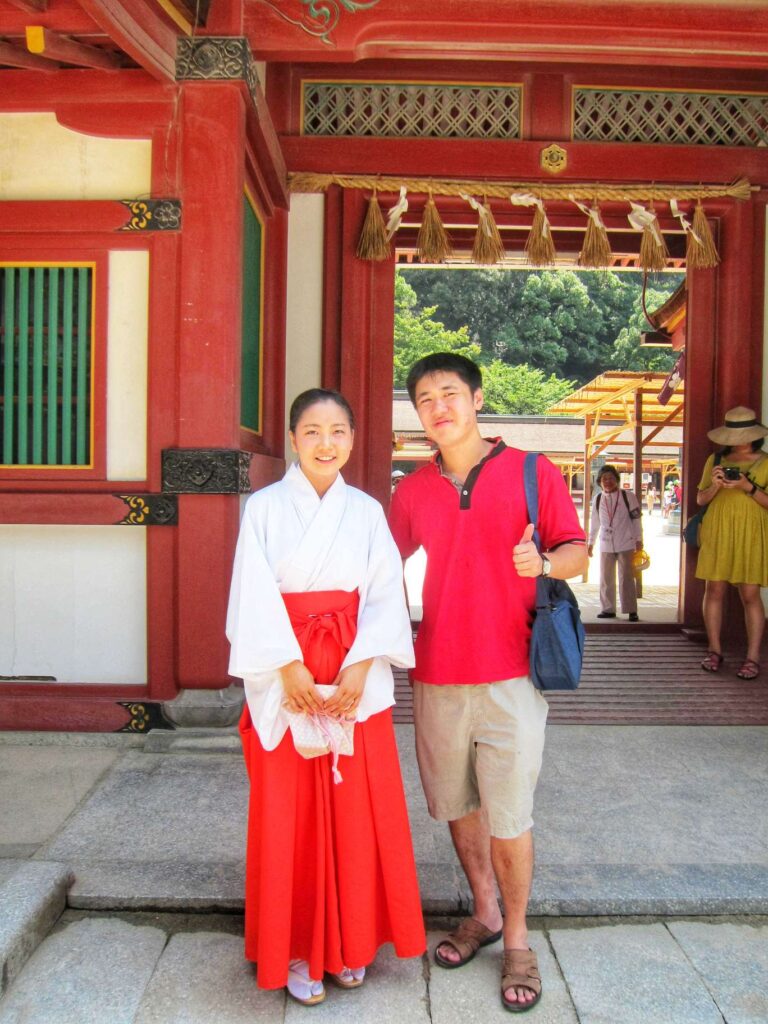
[413,676,548,839]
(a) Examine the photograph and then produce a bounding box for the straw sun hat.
[707,406,768,446]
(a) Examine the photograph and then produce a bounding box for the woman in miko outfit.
[226,388,425,1006]
[696,406,768,680]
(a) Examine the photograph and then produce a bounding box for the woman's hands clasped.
[280,657,373,719]
[324,658,373,719]
[280,660,324,714]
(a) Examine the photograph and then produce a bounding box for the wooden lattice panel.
[573,88,768,147]
[302,82,522,139]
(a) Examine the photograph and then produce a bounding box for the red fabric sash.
[282,589,359,684]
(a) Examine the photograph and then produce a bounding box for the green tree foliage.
[394,273,576,413]
[392,273,480,388]
[480,361,576,415]
[402,267,683,386]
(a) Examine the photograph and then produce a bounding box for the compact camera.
[723,467,742,481]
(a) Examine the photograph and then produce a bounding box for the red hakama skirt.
[239,588,426,989]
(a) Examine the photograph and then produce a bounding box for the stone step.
[1,917,766,1024]
[0,861,73,998]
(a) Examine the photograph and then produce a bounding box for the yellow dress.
[696,452,768,586]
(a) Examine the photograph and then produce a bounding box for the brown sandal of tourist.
[736,659,760,680]
[700,651,724,672]
[501,948,542,1013]
[434,917,503,969]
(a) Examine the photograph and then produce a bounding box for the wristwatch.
[540,555,552,577]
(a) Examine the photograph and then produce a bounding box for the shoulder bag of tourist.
[523,452,585,691]
[683,455,721,547]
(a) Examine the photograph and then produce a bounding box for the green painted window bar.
[0,264,93,467]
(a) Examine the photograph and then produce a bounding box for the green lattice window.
[1,264,93,467]
[241,196,263,435]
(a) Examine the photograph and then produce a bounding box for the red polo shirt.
[388,441,585,685]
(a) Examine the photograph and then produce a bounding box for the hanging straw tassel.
[635,202,668,272]
[525,201,557,266]
[688,201,719,268]
[417,192,452,263]
[356,190,390,261]
[577,201,612,268]
[472,198,505,265]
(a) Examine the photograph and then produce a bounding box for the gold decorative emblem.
[540,144,567,175]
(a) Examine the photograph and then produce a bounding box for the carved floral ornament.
[288,172,753,270]
[254,0,381,45]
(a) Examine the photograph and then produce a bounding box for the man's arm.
[545,541,589,580]
[513,530,588,580]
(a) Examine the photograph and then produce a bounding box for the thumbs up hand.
[513,523,544,577]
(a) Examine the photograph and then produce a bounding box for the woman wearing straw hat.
[696,407,768,680]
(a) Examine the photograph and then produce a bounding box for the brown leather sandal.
[434,917,503,969]
[501,948,542,1013]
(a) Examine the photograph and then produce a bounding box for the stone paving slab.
[668,921,768,1024]
[0,745,121,855]
[284,943,430,1024]
[5,725,766,916]
[0,861,73,998]
[427,929,577,1023]
[549,922,724,1024]
[134,932,284,1024]
[0,917,166,1024]
[67,860,245,911]
[36,751,247,865]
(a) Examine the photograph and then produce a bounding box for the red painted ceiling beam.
[244,0,768,68]
[6,0,47,12]
[26,24,121,68]
[0,36,55,69]
[76,0,180,80]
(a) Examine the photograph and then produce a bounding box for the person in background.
[588,465,643,622]
[645,484,657,516]
[695,406,768,680]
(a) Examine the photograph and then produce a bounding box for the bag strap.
[523,452,541,554]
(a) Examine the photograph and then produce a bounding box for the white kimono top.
[226,463,415,750]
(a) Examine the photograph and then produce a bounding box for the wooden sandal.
[736,659,760,680]
[501,948,542,1013]
[700,651,724,673]
[434,917,503,969]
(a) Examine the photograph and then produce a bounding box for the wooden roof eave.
[77,0,180,81]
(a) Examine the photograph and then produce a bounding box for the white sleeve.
[588,493,601,545]
[342,505,415,671]
[226,502,303,681]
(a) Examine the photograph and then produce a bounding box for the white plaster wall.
[107,250,149,480]
[0,113,151,200]
[0,526,147,684]
[284,193,325,456]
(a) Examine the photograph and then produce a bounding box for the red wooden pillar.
[176,83,246,688]
[323,187,396,508]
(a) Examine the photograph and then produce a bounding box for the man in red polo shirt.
[389,353,586,1013]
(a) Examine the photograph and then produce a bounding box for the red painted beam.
[245,0,768,68]
[0,38,55,70]
[26,25,122,69]
[0,493,152,524]
[0,200,156,233]
[76,0,179,80]
[280,137,768,188]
